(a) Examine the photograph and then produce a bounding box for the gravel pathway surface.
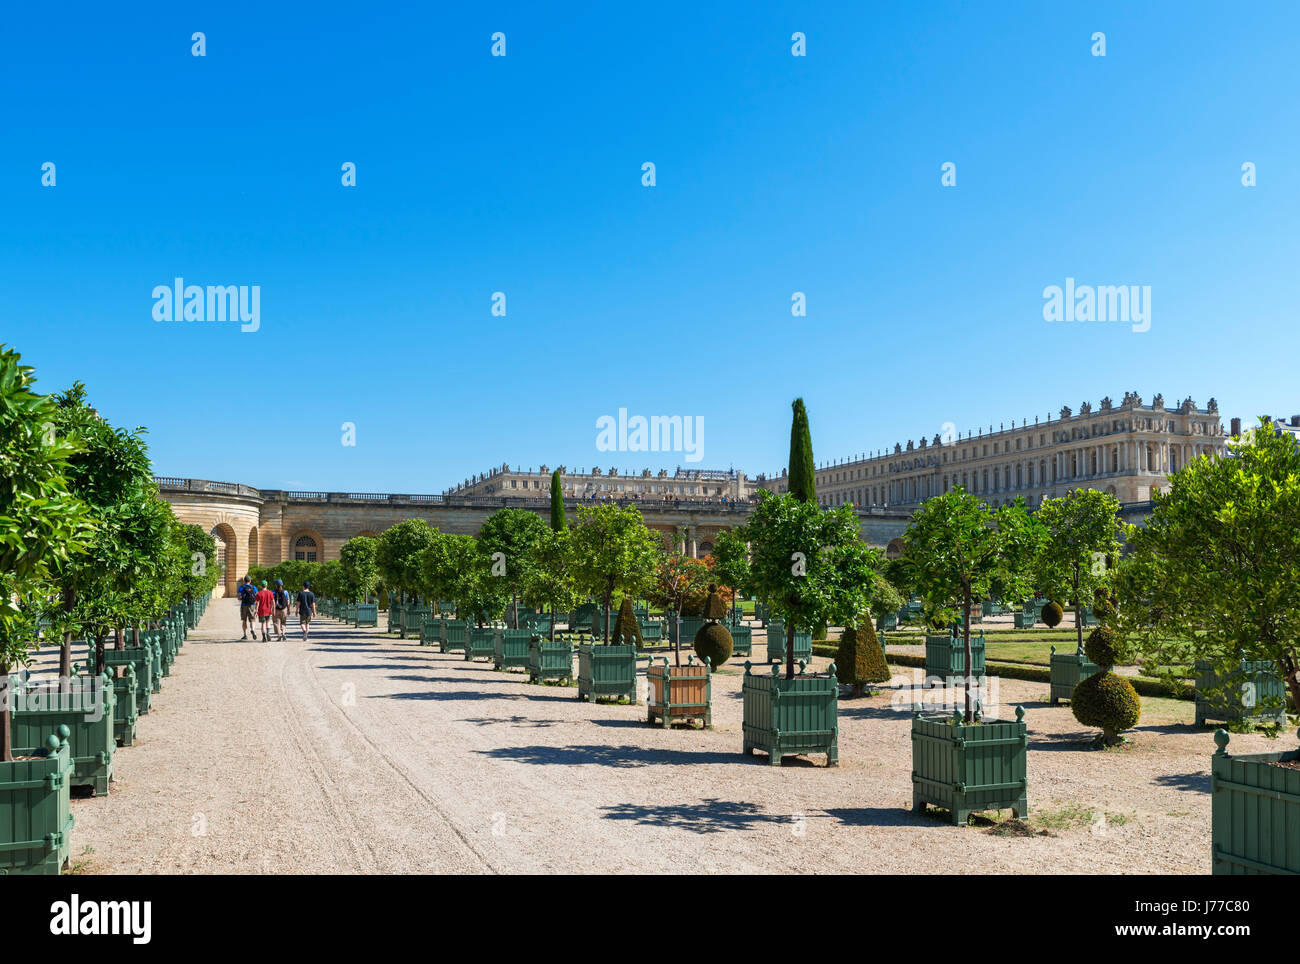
[32,599,1284,874]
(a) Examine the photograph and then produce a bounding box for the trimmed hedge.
[1071,671,1141,742]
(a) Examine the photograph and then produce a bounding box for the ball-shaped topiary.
[1042,600,1064,628]
[1071,671,1140,745]
[835,620,890,697]
[611,597,643,647]
[1084,624,1118,669]
[693,621,733,668]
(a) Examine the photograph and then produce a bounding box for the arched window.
[294,535,318,562]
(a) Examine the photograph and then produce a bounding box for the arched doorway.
[886,538,904,560]
[211,523,238,596]
[248,526,259,570]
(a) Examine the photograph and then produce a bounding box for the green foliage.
[339,535,379,601]
[611,597,643,647]
[902,490,1041,719]
[569,503,660,642]
[521,528,581,638]
[1071,671,1141,743]
[477,507,549,625]
[549,469,566,532]
[835,619,890,694]
[1114,417,1300,713]
[787,397,816,503]
[1042,601,1063,628]
[869,572,904,620]
[711,528,751,600]
[1084,624,1118,669]
[375,519,437,598]
[744,491,877,677]
[1035,488,1122,651]
[693,621,733,668]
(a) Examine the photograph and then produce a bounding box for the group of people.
[236,576,316,641]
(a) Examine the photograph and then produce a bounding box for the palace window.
[294,535,318,562]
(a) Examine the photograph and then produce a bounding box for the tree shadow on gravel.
[1028,731,1112,752]
[822,806,929,828]
[837,704,917,722]
[478,744,737,767]
[375,690,560,703]
[1153,771,1210,793]
[461,716,562,728]
[600,799,784,833]
[316,663,412,672]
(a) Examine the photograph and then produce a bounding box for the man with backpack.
[255,580,275,641]
[297,580,317,641]
[272,579,290,641]
[238,576,257,640]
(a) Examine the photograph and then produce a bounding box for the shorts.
[240,604,255,619]
[273,609,287,624]
[298,610,312,623]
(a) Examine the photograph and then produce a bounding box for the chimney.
[1230,417,1242,436]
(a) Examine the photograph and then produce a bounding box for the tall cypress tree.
[549,469,566,531]
[788,398,816,504]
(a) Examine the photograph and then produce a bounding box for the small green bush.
[835,620,890,697]
[1042,600,1064,628]
[611,597,643,647]
[1084,624,1117,669]
[693,621,733,668]
[1071,671,1141,744]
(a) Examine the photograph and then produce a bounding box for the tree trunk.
[1280,651,1300,720]
[674,605,683,667]
[963,585,974,722]
[786,621,795,680]
[603,590,612,645]
[1073,565,1084,653]
[0,668,11,762]
[59,586,75,685]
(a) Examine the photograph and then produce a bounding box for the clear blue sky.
[3,2,1297,492]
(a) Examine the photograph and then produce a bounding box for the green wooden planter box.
[730,624,753,658]
[1195,658,1288,727]
[418,616,441,647]
[96,647,153,715]
[1013,612,1036,629]
[12,679,116,796]
[465,627,499,662]
[765,621,812,664]
[111,666,139,747]
[742,662,839,766]
[1049,647,1101,705]
[640,619,664,644]
[441,620,469,654]
[402,605,431,640]
[911,707,1028,824]
[1211,730,1300,875]
[679,617,706,645]
[355,603,378,627]
[924,632,986,685]
[494,630,534,671]
[528,636,574,683]
[754,602,768,626]
[876,613,899,633]
[647,656,712,728]
[0,734,74,875]
[577,642,638,703]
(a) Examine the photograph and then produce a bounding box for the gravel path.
[36,599,1285,874]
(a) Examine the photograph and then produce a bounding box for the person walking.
[255,580,275,641]
[238,576,257,639]
[272,579,290,641]
[297,580,316,641]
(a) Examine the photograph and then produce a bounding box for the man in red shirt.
[255,581,276,642]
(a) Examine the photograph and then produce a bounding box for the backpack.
[274,589,289,610]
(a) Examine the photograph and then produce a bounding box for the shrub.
[702,585,728,620]
[693,621,733,668]
[1092,595,1116,623]
[611,597,643,647]
[1071,671,1141,744]
[835,620,890,697]
[680,595,704,618]
[1042,600,1064,628]
[1084,624,1117,669]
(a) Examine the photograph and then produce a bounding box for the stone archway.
[211,523,238,596]
[886,538,904,560]
[248,525,259,570]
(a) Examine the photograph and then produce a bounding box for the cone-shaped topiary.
[611,597,643,648]
[693,621,733,668]
[1071,671,1140,745]
[1084,624,1118,668]
[788,398,816,504]
[702,585,728,620]
[1042,600,1064,628]
[835,619,890,697]
[549,469,566,532]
